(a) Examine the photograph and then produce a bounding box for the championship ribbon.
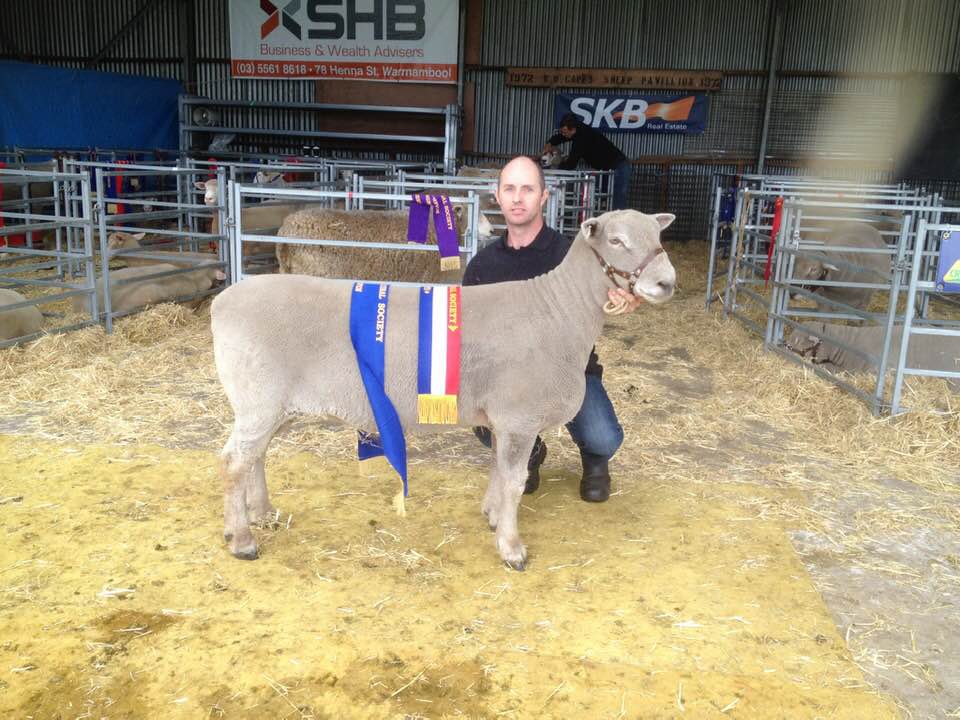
[416,286,462,424]
[349,282,408,510]
[407,193,461,271]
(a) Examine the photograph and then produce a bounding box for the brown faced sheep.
[211,209,676,569]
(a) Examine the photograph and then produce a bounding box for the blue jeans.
[612,160,632,210]
[474,374,624,462]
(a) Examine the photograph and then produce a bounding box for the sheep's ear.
[653,213,675,231]
[581,217,601,239]
[194,181,206,191]
[132,232,146,241]
[823,262,840,273]
[214,269,227,281]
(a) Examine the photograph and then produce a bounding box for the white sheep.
[211,209,676,569]
[276,206,484,283]
[790,222,890,311]
[72,263,226,316]
[0,288,43,341]
[107,231,218,268]
[786,321,960,387]
[194,178,297,257]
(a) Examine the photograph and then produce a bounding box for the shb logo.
[261,0,302,40]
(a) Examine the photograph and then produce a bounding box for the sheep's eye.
[609,237,622,246]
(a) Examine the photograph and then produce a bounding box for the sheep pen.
[0,242,958,718]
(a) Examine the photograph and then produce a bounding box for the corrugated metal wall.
[2,0,960,236]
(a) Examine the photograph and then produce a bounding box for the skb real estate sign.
[229,0,459,83]
[555,92,710,134]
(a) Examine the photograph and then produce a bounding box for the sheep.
[275,206,477,283]
[789,222,890,311]
[194,178,298,257]
[786,321,959,387]
[0,288,43,341]
[540,148,564,168]
[107,231,218,268]
[72,263,226,316]
[211,209,677,569]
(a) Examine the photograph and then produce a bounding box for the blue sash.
[349,282,408,496]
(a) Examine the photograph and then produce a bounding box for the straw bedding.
[0,241,958,717]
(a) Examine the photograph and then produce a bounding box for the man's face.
[559,125,576,140]
[495,160,549,229]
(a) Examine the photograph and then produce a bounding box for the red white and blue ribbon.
[416,285,461,424]
[407,193,461,271]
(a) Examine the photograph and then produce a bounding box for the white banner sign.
[229,0,459,83]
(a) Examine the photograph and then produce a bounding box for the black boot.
[579,451,611,502]
[525,439,547,494]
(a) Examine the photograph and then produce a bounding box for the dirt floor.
[1,241,958,719]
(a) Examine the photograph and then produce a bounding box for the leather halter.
[590,245,664,295]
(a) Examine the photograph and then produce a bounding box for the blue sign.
[936,230,960,293]
[554,92,709,135]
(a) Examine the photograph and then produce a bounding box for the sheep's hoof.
[504,556,527,572]
[496,537,527,571]
[247,502,277,525]
[227,529,259,560]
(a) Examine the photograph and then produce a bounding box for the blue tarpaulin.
[0,61,182,150]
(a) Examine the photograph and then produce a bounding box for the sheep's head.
[194,178,219,206]
[451,203,494,240]
[540,149,564,168]
[790,251,837,300]
[785,322,829,361]
[107,231,146,251]
[254,170,285,185]
[580,210,676,304]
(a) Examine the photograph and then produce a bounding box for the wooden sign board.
[506,68,722,91]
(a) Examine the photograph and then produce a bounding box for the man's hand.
[607,287,643,313]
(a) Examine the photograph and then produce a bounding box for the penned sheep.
[107,231,219,268]
[786,321,960,388]
[73,263,226,316]
[0,289,43,341]
[211,209,676,569]
[790,222,890,311]
[276,207,473,284]
[194,178,299,257]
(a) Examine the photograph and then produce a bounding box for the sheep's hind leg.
[220,418,279,560]
[246,455,276,525]
[491,432,535,570]
[481,435,503,530]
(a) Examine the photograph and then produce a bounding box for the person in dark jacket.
[542,112,633,211]
[462,155,641,502]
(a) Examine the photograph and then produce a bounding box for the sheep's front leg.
[491,432,535,570]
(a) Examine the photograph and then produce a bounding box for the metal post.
[704,185,723,309]
[95,169,114,333]
[757,0,785,174]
